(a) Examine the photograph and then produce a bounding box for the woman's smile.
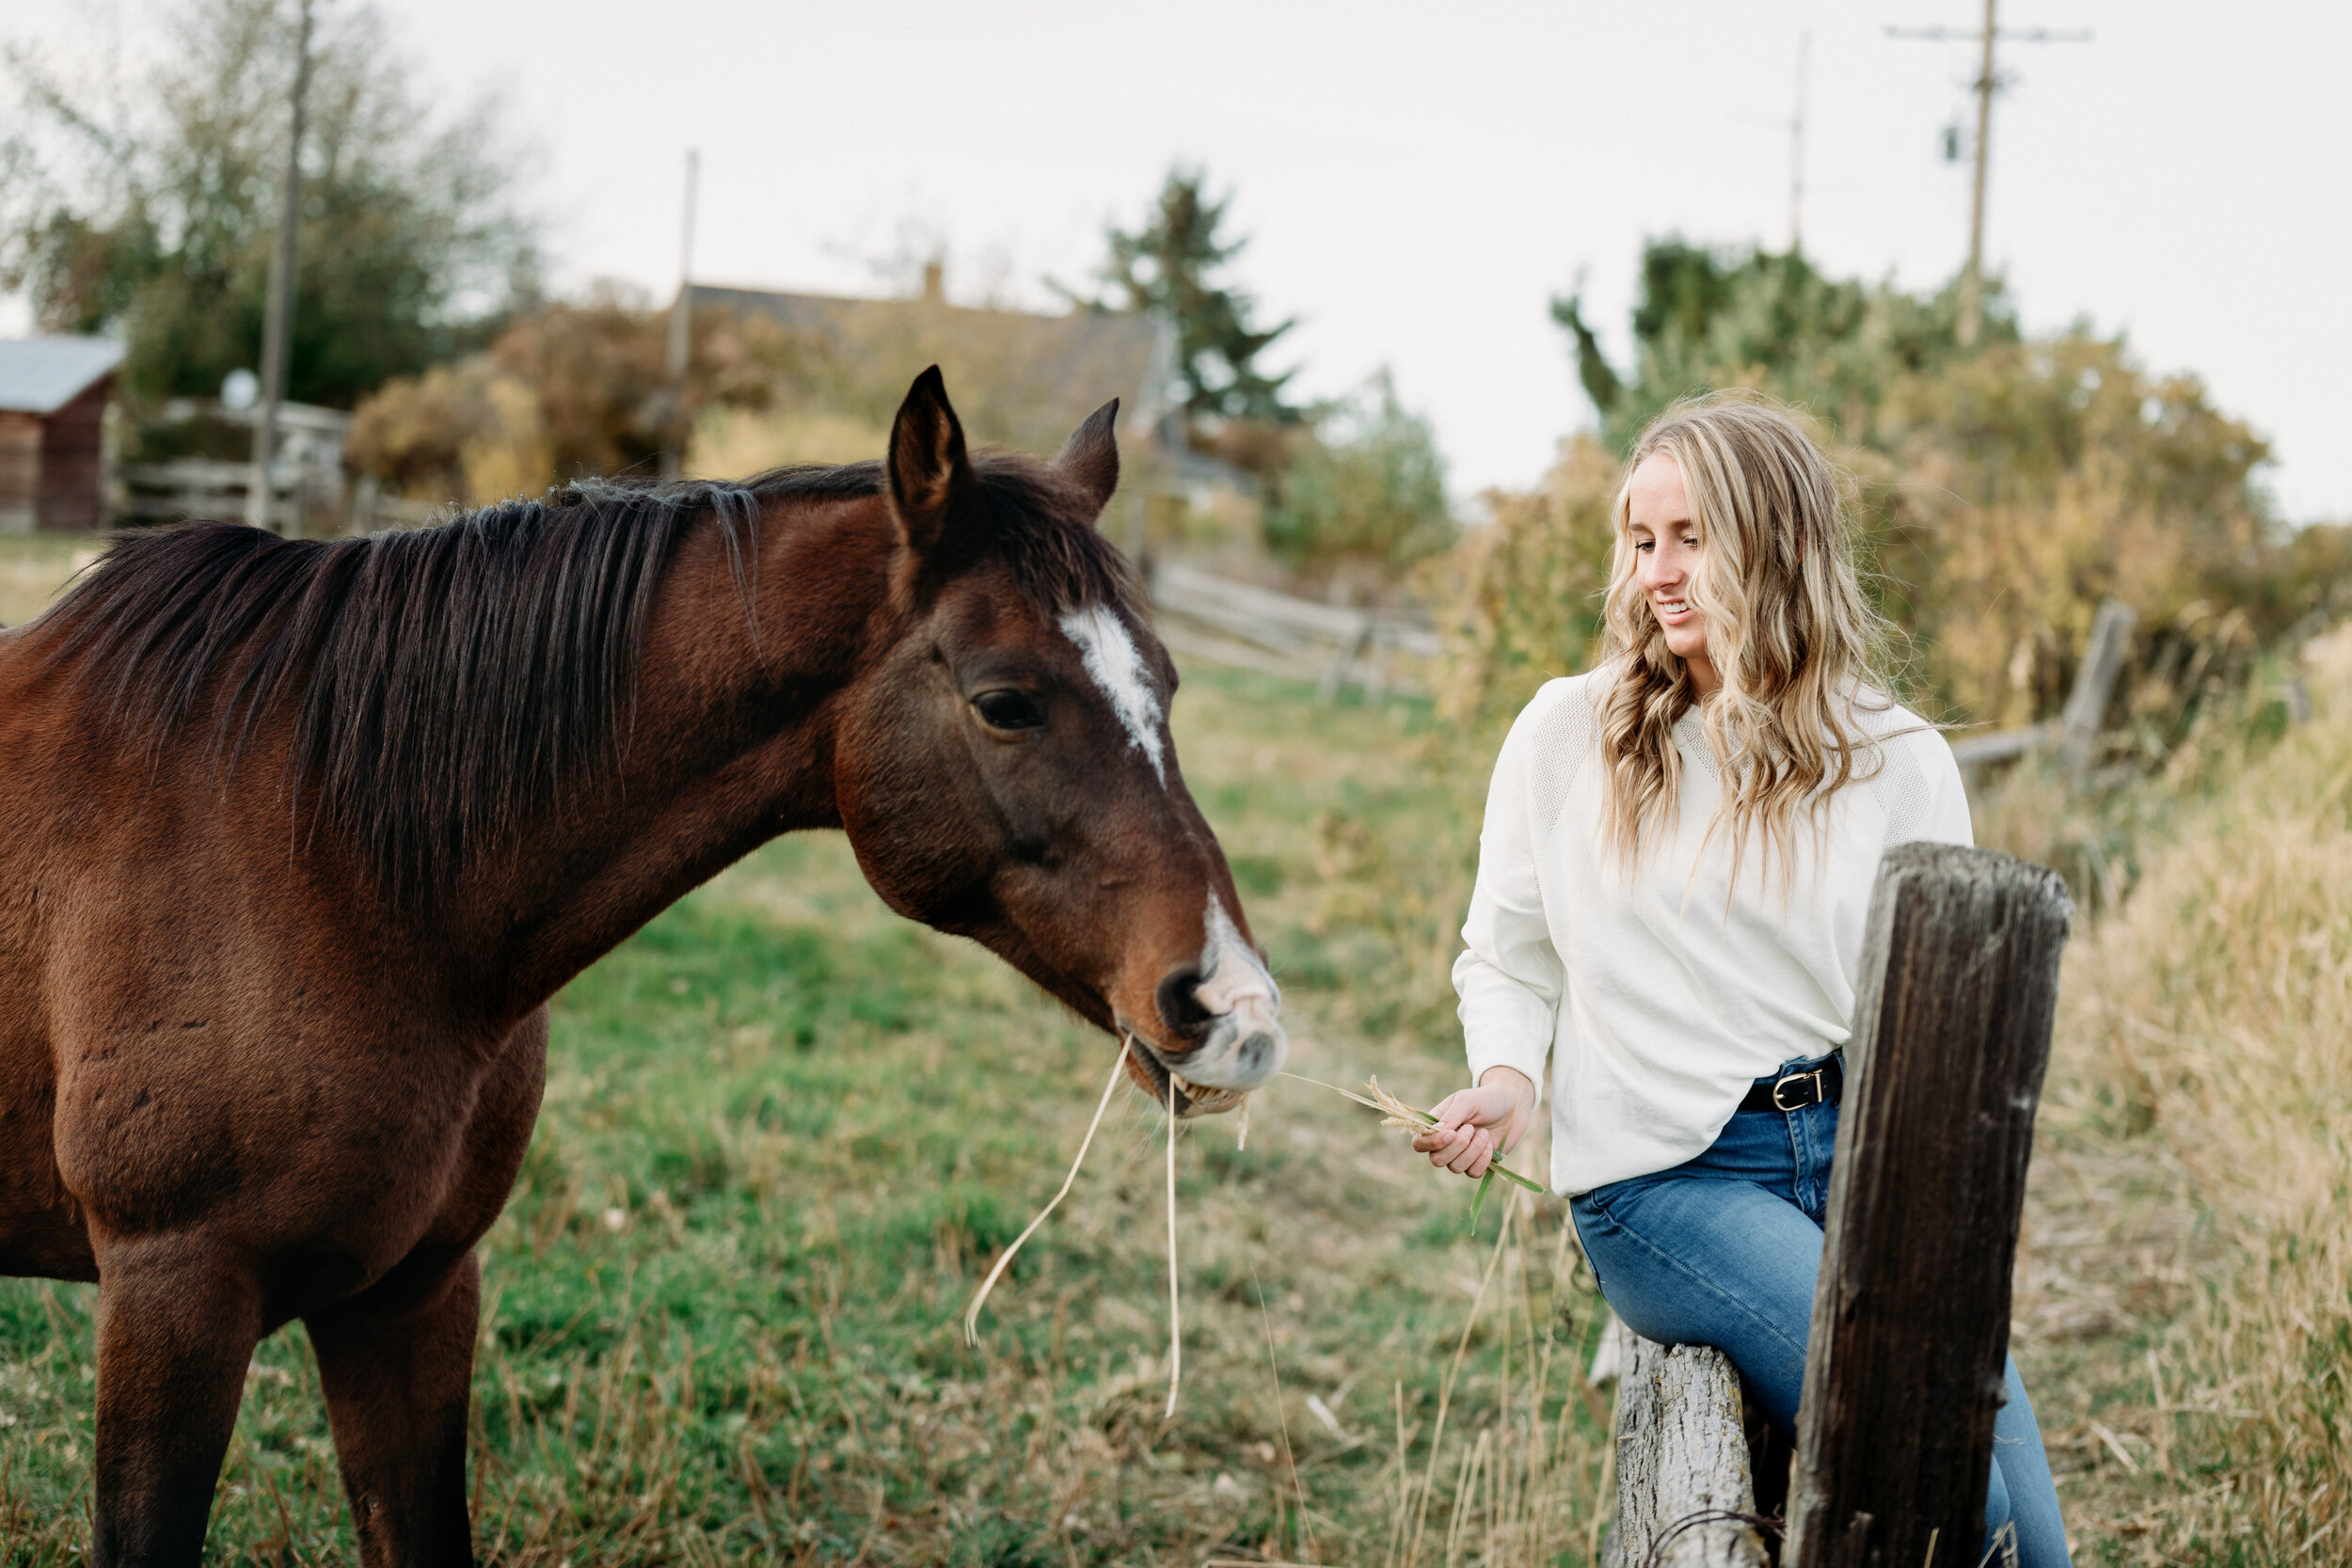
[1627,452,1718,691]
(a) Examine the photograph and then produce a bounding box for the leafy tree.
[1076,166,1298,429]
[1452,238,2312,738]
[1552,240,2013,454]
[346,292,794,504]
[1261,371,1454,589]
[1438,434,1618,724]
[2,0,538,415]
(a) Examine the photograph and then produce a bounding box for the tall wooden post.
[659,149,700,483]
[247,0,314,533]
[2058,597,2136,784]
[1784,844,2073,1568]
[1957,0,1997,345]
[1788,31,1811,253]
[1887,9,2090,348]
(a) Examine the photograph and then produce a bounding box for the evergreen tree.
[1082,167,1298,428]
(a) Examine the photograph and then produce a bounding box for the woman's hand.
[1411,1067,1534,1180]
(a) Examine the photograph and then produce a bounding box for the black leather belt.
[1736,1053,1844,1114]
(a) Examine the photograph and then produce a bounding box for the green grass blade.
[1468,1166,1497,1234]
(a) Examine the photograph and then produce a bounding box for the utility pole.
[1889,0,2089,346]
[247,0,314,533]
[1960,0,1996,343]
[660,149,699,483]
[1788,30,1811,252]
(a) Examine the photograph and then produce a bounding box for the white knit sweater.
[1452,672,1973,1196]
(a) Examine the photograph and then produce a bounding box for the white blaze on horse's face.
[1171,894,1286,1092]
[1057,604,1166,784]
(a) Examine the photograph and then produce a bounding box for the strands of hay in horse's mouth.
[960,1035,1217,1421]
[961,1038,1130,1348]
[1164,1069,1182,1419]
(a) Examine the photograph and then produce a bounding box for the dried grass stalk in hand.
[1282,1071,1544,1232]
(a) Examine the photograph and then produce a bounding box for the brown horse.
[0,368,1284,1565]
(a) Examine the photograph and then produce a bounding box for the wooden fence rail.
[116,460,438,534]
[1145,561,1441,699]
[1946,596,2135,780]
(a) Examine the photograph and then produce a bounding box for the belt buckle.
[1771,1069,1821,1113]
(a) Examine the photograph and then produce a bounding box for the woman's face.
[1628,453,1719,694]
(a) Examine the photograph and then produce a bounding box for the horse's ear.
[885,366,977,556]
[1054,398,1120,517]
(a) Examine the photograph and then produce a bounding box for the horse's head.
[833,369,1284,1117]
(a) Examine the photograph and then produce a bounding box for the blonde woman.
[1416,398,2070,1564]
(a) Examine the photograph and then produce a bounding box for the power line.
[1889,0,2091,346]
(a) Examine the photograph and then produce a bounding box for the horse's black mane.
[40,454,1135,909]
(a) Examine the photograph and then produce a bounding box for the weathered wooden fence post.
[2059,598,2136,783]
[1784,843,2073,1568]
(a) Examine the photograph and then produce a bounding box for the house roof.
[0,336,126,416]
[684,284,1173,458]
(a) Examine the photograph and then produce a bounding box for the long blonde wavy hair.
[1597,395,1893,880]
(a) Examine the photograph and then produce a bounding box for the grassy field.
[0,538,2344,1564]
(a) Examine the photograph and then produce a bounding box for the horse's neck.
[468,496,897,1014]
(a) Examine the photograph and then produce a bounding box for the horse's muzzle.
[1127,898,1286,1116]
[1122,1005,1287,1118]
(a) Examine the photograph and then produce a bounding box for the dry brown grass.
[1995,626,2352,1563]
[1370,1196,1616,1568]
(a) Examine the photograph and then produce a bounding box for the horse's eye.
[972,689,1046,731]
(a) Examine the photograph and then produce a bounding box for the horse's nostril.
[1235,1030,1278,1078]
[1155,967,1215,1039]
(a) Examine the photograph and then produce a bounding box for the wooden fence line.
[1151,577,2148,730]
[1946,596,2135,779]
[116,459,439,534]
[1145,561,1440,700]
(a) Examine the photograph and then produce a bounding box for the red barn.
[0,337,125,533]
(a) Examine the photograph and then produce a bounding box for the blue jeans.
[1569,1061,2071,1568]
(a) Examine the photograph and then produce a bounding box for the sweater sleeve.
[1879,714,1977,851]
[1922,730,1975,847]
[1452,685,1570,1101]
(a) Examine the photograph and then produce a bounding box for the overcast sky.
[8,1,2347,520]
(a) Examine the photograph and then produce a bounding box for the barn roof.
[0,336,125,416]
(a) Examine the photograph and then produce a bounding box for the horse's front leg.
[89,1235,264,1568]
[307,1248,481,1567]
[303,1006,545,1568]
